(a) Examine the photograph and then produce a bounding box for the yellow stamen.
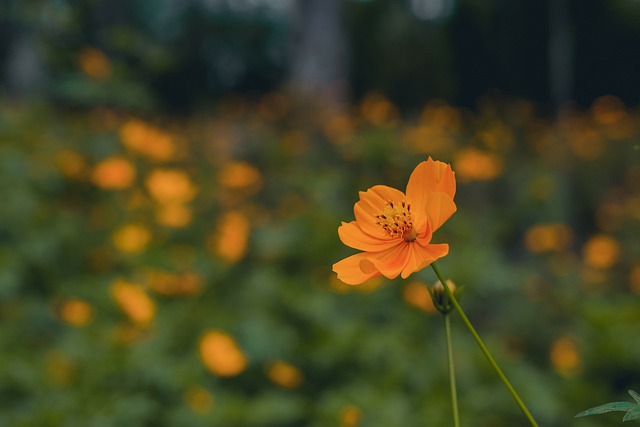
[375,200,416,241]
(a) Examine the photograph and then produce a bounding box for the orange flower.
[333,157,456,285]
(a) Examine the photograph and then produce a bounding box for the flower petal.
[354,185,406,238]
[401,243,449,279]
[366,244,411,280]
[425,192,457,232]
[406,157,456,230]
[338,221,401,252]
[332,252,381,285]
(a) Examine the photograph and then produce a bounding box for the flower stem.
[444,313,461,427]
[431,262,540,427]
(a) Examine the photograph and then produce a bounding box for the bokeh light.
[199,330,248,377]
[110,279,156,326]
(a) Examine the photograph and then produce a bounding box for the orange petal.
[366,244,411,280]
[354,185,406,237]
[425,192,457,232]
[338,221,400,252]
[333,253,381,285]
[406,158,456,229]
[401,243,449,279]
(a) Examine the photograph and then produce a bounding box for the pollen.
[376,200,416,241]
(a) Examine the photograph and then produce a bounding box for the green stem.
[431,262,540,427]
[444,313,461,427]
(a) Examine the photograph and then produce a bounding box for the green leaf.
[623,407,640,422]
[629,390,640,405]
[575,402,636,417]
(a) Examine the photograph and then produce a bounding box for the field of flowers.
[0,93,638,426]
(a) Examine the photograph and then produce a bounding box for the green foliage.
[0,94,638,426]
[576,390,640,422]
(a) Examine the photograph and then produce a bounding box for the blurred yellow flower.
[208,211,250,263]
[112,224,151,254]
[218,161,262,192]
[91,156,136,190]
[199,330,248,377]
[110,279,156,325]
[78,47,111,80]
[146,169,198,205]
[524,223,573,253]
[119,119,177,161]
[453,147,503,182]
[184,385,214,414]
[265,360,303,389]
[402,281,437,313]
[58,298,94,327]
[582,234,621,269]
[549,336,582,377]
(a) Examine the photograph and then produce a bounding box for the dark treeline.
[2,0,640,113]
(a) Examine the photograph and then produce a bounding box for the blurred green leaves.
[0,93,638,426]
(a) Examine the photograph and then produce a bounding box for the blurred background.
[0,0,639,426]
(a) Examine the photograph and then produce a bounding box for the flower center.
[375,200,416,241]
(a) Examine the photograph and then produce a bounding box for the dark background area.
[3,0,640,113]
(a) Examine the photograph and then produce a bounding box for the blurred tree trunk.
[289,0,348,106]
[5,28,47,99]
[548,0,573,110]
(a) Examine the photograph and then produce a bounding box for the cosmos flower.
[333,157,456,285]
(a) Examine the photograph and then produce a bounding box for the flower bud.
[429,279,458,314]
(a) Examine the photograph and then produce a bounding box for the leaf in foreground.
[576,390,640,422]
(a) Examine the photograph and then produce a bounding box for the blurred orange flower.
[184,385,214,414]
[339,405,363,427]
[333,157,456,285]
[146,169,198,205]
[119,119,176,161]
[58,298,94,326]
[199,330,248,377]
[550,336,582,377]
[155,203,193,228]
[582,234,621,269]
[218,161,262,192]
[91,156,136,190]
[360,93,399,127]
[453,147,503,182]
[265,360,303,389]
[402,281,437,313]
[78,47,111,80]
[524,223,573,253]
[110,279,156,326]
[208,211,250,263]
[146,270,204,296]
